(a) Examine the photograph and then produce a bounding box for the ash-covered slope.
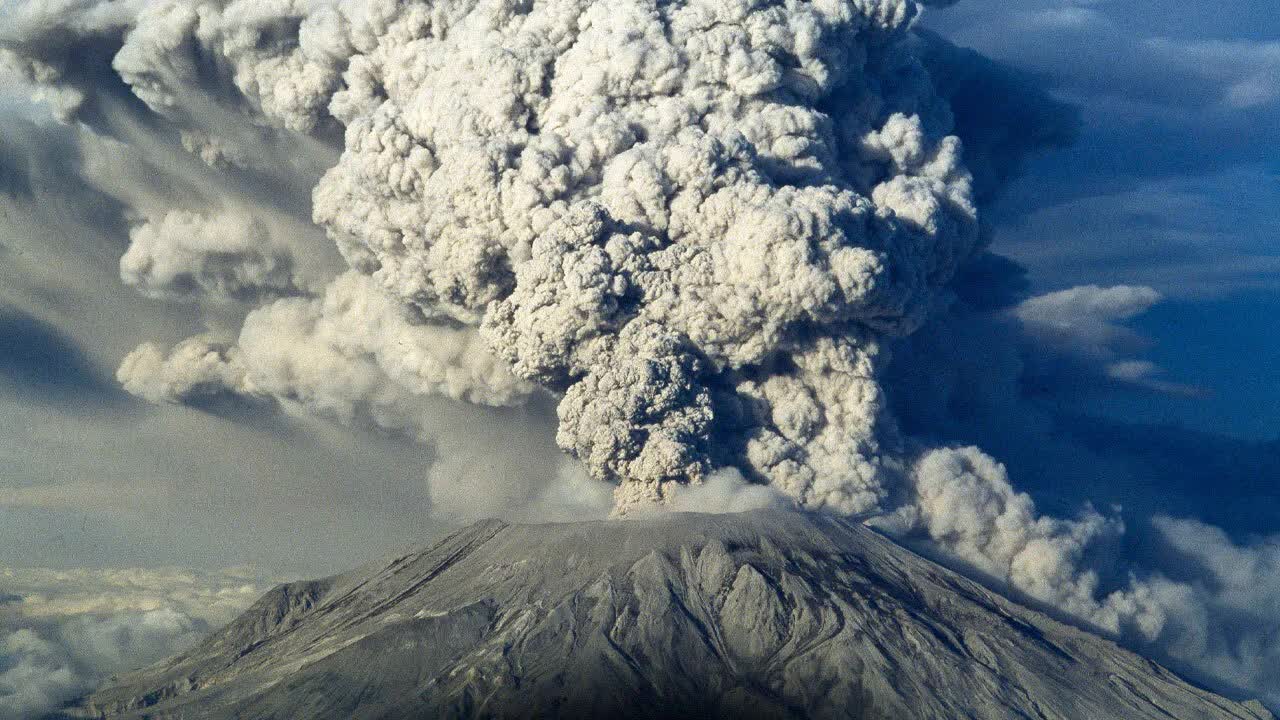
[78,511,1269,720]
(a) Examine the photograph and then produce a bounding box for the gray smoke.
[332,0,977,512]
[1,0,985,514]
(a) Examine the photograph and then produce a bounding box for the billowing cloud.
[305,0,979,512]
[0,567,268,720]
[238,272,536,412]
[3,0,986,514]
[120,210,304,303]
[116,334,249,404]
[878,445,1280,709]
[119,270,536,411]
[1141,517,1280,699]
[876,447,1130,625]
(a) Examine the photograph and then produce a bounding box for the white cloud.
[120,210,305,303]
[0,566,270,720]
[1143,38,1280,110]
[1016,7,1109,31]
[1008,284,1205,395]
[1015,284,1160,348]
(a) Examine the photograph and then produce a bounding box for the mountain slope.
[76,511,1271,719]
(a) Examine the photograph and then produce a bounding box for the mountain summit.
[78,511,1269,719]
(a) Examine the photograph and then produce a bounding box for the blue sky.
[922,0,1280,440]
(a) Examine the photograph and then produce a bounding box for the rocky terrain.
[73,511,1272,719]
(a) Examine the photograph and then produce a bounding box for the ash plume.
[5,0,983,513]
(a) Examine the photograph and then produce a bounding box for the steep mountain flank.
[77,511,1271,720]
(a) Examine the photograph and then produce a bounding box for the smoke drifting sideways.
[2,0,1279,711]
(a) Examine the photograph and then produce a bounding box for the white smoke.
[2,0,1277,710]
[120,210,305,303]
[663,467,790,515]
[116,334,250,404]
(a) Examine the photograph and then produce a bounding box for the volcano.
[76,511,1270,720]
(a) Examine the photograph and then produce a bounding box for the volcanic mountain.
[75,511,1271,720]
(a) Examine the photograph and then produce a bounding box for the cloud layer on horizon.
[0,567,269,720]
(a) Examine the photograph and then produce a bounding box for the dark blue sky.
[923,0,1280,440]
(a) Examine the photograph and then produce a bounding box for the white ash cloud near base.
[2,0,1278,711]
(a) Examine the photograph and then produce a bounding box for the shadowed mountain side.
[72,511,1271,720]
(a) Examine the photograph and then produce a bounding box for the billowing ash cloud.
[120,272,536,410]
[237,271,536,412]
[117,334,249,404]
[3,0,984,514]
[249,0,980,514]
[120,210,304,303]
[3,0,1278,710]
